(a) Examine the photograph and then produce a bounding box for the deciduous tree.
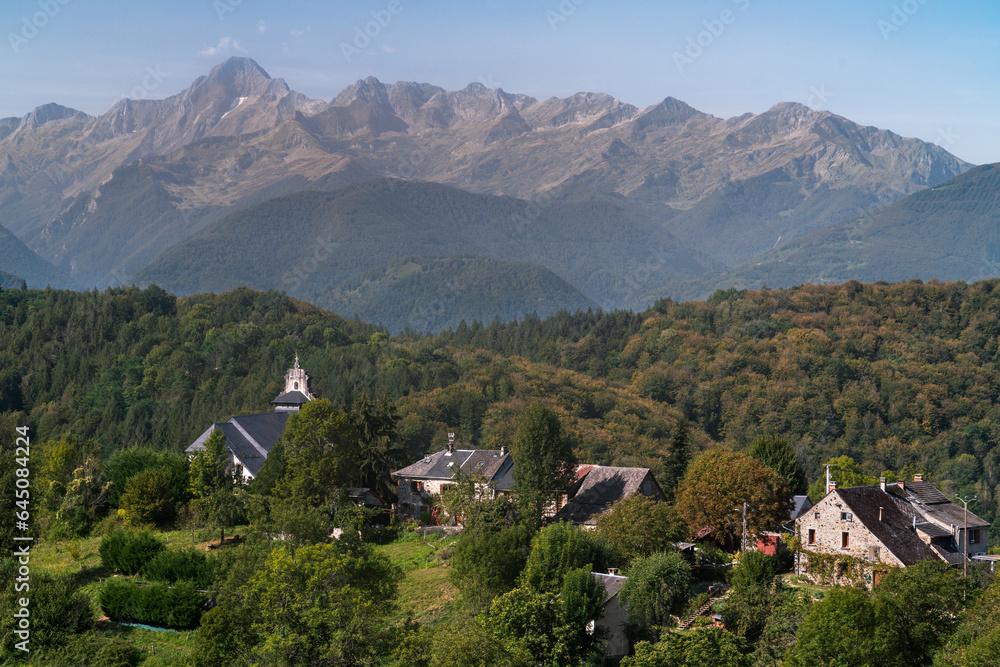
[595,494,687,566]
[675,450,790,546]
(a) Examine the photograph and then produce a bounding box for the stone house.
[591,572,630,663]
[391,437,514,521]
[552,465,666,528]
[795,475,990,587]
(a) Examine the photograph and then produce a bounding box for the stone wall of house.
[395,478,458,519]
[796,491,903,586]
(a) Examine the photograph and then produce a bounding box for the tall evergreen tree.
[747,435,807,495]
[661,418,690,502]
[511,403,576,531]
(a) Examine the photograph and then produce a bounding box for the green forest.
[2,279,1000,665]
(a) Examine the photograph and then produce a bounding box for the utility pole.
[955,494,977,600]
[734,502,749,553]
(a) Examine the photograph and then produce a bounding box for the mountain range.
[0,56,988,328]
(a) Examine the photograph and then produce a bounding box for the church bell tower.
[272,355,315,411]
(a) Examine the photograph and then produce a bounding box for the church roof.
[186,411,291,478]
[272,390,312,405]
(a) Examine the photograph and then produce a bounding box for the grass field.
[24,526,460,664]
[376,530,462,626]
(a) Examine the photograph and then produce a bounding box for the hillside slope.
[133,178,716,311]
[660,163,1000,300]
[307,255,599,333]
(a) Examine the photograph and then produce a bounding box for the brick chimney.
[827,481,837,494]
[913,474,923,482]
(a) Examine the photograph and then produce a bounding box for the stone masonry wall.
[796,490,902,586]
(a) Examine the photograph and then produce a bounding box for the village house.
[590,572,630,663]
[391,434,514,521]
[391,439,666,526]
[185,356,314,482]
[552,465,666,527]
[795,475,990,587]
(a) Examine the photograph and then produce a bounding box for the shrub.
[100,578,205,630]
[99,529,165,575]
[142,548,218,588]
[732,550,777,591]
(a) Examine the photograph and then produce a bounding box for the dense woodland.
[3,280,1000,664]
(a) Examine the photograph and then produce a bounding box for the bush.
[732,550,777,591]
[100,578,205,629]
[99,529,165,575]
[142,548,218,588]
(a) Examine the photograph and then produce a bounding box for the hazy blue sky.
[2,0,998,164]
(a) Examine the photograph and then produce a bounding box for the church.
[185,356,315,482]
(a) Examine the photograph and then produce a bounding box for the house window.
[970,529,979,544]
[808,529,816,545]
[642,480,651,496]
[814,512,820,520]
[410,481,424,493]
[842,532,850,548]
[841,512,853,522]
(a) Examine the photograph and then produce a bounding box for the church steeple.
[272,355,315,411]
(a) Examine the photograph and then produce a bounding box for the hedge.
[141,548,218,588]
[100,579,205,629]
[99,529,165,575]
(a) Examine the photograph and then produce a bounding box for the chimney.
[500,446,506,457]
[913,474,923,482]
[897,480,905,490]
[446,432,455,454]
[879,507,883,521]
[827,481,837,494]
[607,567,619,576]
[879,477,887,492]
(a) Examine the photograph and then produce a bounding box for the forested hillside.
[3,279,1000,538]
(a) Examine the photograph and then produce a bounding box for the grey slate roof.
[791,495,813,520]
[836,486,940,567]
[592,573,627,603]
[891,481,990,528]
[392,448,513,487]
[272,390,311,406]
[552,466,665,526]
[186,411,290,478]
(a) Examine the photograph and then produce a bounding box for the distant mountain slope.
[0,270,23,290]
[308,255,598,333]
[133,179,715,310]
[0,57,971,289]
[659,163,1000,300]
[0,224,71,288]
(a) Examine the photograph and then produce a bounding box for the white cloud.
[199,36,246,57]
[290,26,310,38]
[257,20,266,34]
